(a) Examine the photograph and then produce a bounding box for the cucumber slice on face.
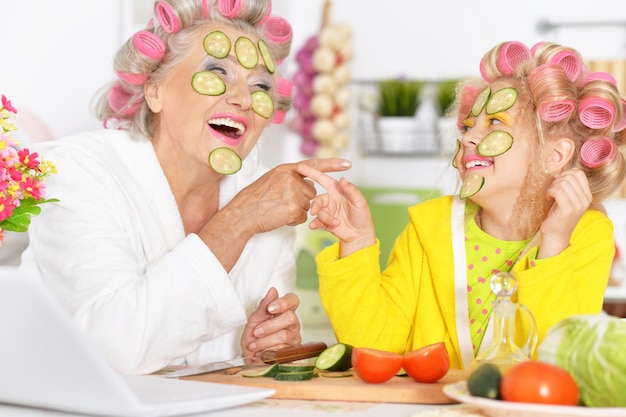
[235,36,259,69]
[451,139,461,169]
[471,86,491,116]
[477,131,513,157]
[203,31,231,59]
[485,87,517,115]
[315,343,353,372]
[208,147,242,175]
[192,71,226,96]
[460,173,485,199]
[251,91,274,119]
[258,39,276,74]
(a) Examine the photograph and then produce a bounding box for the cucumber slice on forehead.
[208,147,242,175]
[251,91,274,119]
[477,131,513,157]
[203,31,231,59]
[235,36,259,69]
[485,87,517,114]
[471,86,491,117]
[191,71,226,96]
[460,173,485,199]
[258,39,276,74]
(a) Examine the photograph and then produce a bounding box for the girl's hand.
[296,164,376,258]
[539,169,592,259]
[241,288,301,360]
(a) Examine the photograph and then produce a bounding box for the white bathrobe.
[19,129,296,375]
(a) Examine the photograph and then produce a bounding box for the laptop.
[0,269,275,417]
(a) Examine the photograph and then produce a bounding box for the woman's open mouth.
[208,116,247,146]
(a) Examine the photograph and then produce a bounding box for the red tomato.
[500,361,579,406]
[403,342,450,383]
[351,348,404,384]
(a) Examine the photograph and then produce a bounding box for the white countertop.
[0,399,458,417]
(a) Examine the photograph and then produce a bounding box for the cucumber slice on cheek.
[208,147,242,175]
[477,131,513,157]
[251,91,274,119]
[191,71,226,96]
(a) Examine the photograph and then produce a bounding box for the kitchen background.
[2,0,626,342]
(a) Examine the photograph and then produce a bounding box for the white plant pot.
[377,117,418,153]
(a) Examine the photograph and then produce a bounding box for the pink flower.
[0,195,16,222]
[20,177,44,200]
[18,149,41,170]
[1,95,17,114]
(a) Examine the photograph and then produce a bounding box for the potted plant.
[435,79,461,154]
[376,78,424,153]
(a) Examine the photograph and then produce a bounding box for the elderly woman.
[19,0,350,375]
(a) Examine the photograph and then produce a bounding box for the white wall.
[2,0,625,189]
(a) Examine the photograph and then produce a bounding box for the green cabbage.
[537,314,626,407]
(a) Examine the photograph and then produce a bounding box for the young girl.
[297,41,626,370]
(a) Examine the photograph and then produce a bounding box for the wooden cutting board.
[185,368,468,404]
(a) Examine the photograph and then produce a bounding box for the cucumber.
[251,91,274,119]
[467,363,502,399]
[451,139,461,169]
[477,131,513,157]
[208,147,242,175]
[314,342,353,372]
[277,364,316,373]
[470,86,491,116]
[242,363,279,378]
[235,36,259,69]
[258,39,275,74]
[191,71,226,96]
[203,31,231,59]
[485,87,517,115]
[460,173,484,199]
[274,370,318,381]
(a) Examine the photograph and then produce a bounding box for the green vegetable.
[242,363,279,378]
[470,86,490,116]
[203,31,231,59]
[467,363,502,399]
[315,343,353,371]
[485,87,517,114]
[251,91,274,119]
[235,36,259,69]
[208,147,242,175]
[477,131,513,157]
[192,71,226,96]
[274,370,318,381]
[537,314,626,407]
[460,173,484,199]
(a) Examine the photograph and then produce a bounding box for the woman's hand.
[296,164,376,258]
[241,287,301,360]
[201,158,351,271]
[538,168,592,259]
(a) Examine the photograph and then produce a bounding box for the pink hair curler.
[549,51,582,82]
[276,78,294,97]
[264,16,292,45]
[116,70,148,86]
[538,99,575,122]
[109,84,140,116]
[271,110,286,124]
[133,30,166,60]
[155,1,181,34]
[583,71,617,86]
[578,96,616,129]
[615,98,626,132]
[580,136,616,168]
[498,41,531,75]
[479,58,492,82]
[201,0,211,19]
[218,0,242,18]
[530,42,544,56]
